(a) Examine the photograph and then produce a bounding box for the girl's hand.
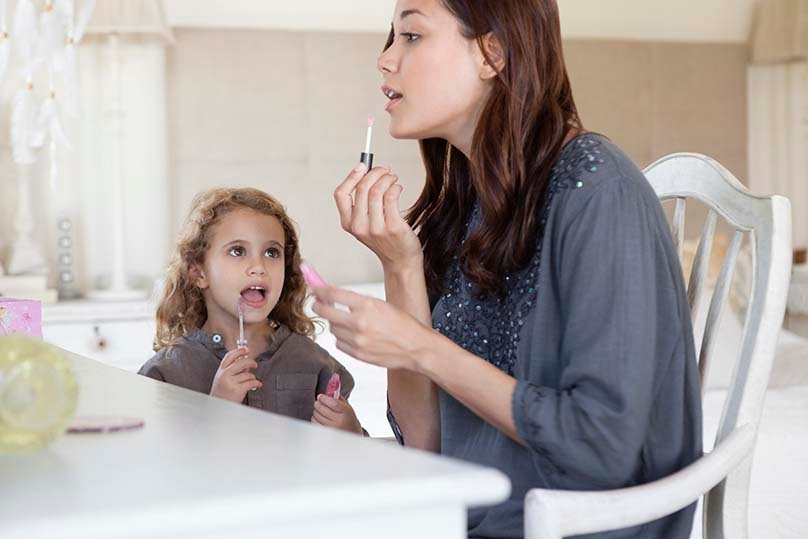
[210,347,263,403]
[334,164,423,271]
[311,394,363,434]
[311,286,435,372]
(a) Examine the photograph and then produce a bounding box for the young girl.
[139,187,363,435]
[312,0,702,537]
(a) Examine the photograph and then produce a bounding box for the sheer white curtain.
[747,62,808,250]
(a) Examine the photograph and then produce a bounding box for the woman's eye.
[265,247,280,258]
[400,32,420,43]
[228,246,246,257]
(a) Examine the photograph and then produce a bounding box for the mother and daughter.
[139,1,702,537]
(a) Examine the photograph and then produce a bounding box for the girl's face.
[194,208,286,328]
[378,0,493,152]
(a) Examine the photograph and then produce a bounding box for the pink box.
[0,298,42,338]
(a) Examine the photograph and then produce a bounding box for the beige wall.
[565,40,748,178]
[167,29,749,285]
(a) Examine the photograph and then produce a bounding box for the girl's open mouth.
[240,286,267,307]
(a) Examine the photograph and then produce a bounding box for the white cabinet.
[40,291,393,437]
[42,300,156,373]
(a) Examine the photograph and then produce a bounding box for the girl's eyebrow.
[222,239,285,248]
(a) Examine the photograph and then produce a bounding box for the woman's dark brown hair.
[388,0,582,298]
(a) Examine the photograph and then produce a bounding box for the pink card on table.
[0,298,42,338]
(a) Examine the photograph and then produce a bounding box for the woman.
[313,1,702,537]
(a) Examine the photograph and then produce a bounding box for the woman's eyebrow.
[399,8,426,21]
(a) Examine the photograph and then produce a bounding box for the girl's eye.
[265,247,281,258]
[400,32,420,43]
[228,246,246,257]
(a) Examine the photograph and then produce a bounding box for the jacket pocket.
[274,373,317,419]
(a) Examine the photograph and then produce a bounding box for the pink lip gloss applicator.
[236,298,247,348]
[300,263,328,288]
[361,115,374,170]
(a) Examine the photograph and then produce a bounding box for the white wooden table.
[0,354,510,539]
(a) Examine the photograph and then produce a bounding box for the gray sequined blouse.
[390,134,703,539]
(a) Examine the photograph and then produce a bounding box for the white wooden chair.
[524,154,792,539]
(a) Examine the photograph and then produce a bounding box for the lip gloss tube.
[360,115,374,170]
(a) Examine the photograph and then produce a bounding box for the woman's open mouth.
[382,86,403,111]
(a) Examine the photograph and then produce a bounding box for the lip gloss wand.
[236,298,247,349]
[360,115,374,170]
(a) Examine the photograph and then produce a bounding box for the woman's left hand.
[311,286,435,373]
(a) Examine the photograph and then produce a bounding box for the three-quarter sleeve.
[513,178,680,487]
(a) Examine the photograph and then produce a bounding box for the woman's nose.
[377,45,397,74]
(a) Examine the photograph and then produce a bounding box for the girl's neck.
[201,318,276,356]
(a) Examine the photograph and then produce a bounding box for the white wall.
[163,0,757,43]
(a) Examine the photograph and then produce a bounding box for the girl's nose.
[248,260,266,276]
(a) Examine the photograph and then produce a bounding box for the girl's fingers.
[221,347,249,369]
[313,399,340,422]
[227,357,258,375]
[241,379,263,391]
[233,371,258,384]
[312,408,335,425]
[316,394,342,413]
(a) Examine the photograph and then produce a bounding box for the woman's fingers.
[334,163,368,229]
[368,173,401,236]
[350,166,393,233]
[312,286,370,311]
[383,183,405,230]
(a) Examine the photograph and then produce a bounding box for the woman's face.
[378,0,492,150]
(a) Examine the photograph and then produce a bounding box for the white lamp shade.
[84,0,173,41]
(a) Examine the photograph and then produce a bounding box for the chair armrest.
[525,424,756,539]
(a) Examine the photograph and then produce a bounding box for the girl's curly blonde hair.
[154,187,314,350]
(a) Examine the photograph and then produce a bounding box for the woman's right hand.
[210,347,262,403]
[334,163,423,271]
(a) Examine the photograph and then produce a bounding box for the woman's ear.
[190,264,209,289]
[479,33,505,79]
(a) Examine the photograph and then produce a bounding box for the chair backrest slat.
[672,197,687,261]
[698,229,743,390]
[687,209,718,325]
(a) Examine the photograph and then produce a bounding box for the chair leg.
[704,454,752,539]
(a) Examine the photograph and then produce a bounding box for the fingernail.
[354,162,367,173]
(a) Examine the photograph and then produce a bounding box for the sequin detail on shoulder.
[433,135,604,375]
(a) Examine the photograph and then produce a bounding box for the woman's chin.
[388,121,431,141]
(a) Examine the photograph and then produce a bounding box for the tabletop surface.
[0,353,510,536]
